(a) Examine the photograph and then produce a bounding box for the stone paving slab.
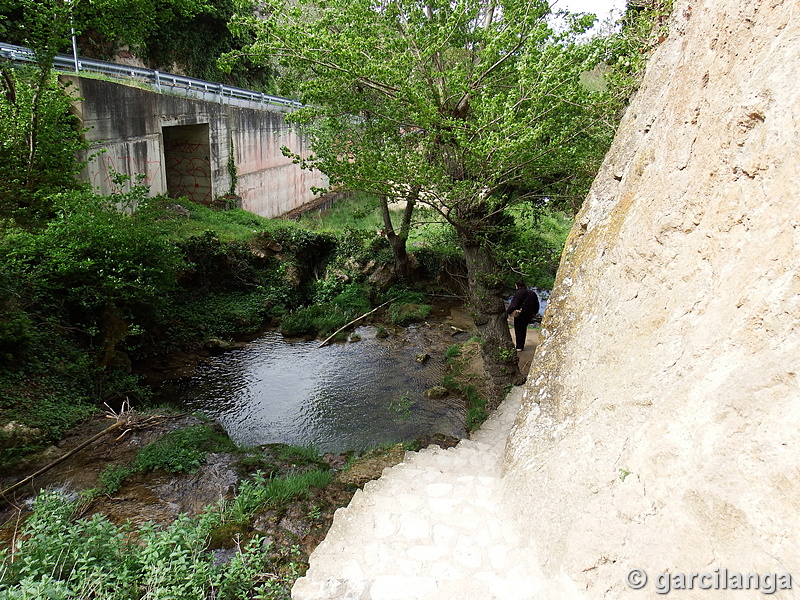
[292,386,544,600]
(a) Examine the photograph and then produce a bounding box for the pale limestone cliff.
[504,0,800,598]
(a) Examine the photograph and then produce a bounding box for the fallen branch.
[0,421,124,501]
[318,297,399,348]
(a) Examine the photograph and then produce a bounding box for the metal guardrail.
[0,41,301,112]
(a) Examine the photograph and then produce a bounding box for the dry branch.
[0,421,123,501]
[318,297,399,348]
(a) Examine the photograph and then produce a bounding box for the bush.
[0,67,89,228]
[385,288,432,326]
[280,282,372,338]
[0,191,181,344]
[177,231,260,291]
[0,306,31,362]
[499,205,573,290]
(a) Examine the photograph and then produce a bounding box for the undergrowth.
[0,460,333,599]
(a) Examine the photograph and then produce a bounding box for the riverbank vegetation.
[0,442,335,600]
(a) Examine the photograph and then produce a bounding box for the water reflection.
[155,326,467,452]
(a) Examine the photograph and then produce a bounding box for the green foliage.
[177,231,260,291]
[0,67,88,228]
[297,192,385,233]
[388,391,413,421]
[0,0,272,89]
[0,462,332,598]
[444,344,462,360]
[464,384,488,431]
[72,0,208,59]
[155,199,274,242]
[0,0,88,229]
[1,492,140,599]
[81,423,237,499]
[275,444,326,466]
[500,207,573,289]
[137,513,218,598]
[388,302,432,326]
[280,304,349,339]
[210,537,303,600]
[281,282,371,338]
[142,0,275,91]
[604,0,675,100]
[441,341,489,432]
[382,288,431,326]
[227,137,238,196]
[96,464,135,496]
[225,0,624,391]
[134,424,236,474]
[228,0,619,237]
[226,469,332,524]
[1,191,181,343]
[0,322,112,463]
[0,302,31,361]
[164,289,284,349]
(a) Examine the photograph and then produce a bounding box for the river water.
[153,324,469,453]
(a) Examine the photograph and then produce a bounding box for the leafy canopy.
[227,0,618,232]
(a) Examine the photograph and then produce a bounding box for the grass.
[296,193,459,256]
[148,197,306,244]
[226,469,333,524]
[464,384,489,431]
[389,302,432,326]
[133,424,237,473]
[82,423,238,502]
[297,192,386,233]
[276,444,327,465]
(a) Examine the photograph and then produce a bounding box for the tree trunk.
[460,236,523,409]
[380,192,416,281]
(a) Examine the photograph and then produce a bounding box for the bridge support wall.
[63,75,327,218]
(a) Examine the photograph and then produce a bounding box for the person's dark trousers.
[513,317,530,350]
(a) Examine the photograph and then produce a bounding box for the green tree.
[0,0,88,228]
[0,0,274,89]
[227,0,620,403]
[70,0,210,59]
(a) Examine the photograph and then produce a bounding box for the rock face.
[504,1,800,598]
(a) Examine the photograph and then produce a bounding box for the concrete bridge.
[61,74,327,218]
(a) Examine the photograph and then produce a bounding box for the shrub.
[280,282,371,338]
[0,191,181,344]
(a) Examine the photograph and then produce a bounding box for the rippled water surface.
[156,326,467,452]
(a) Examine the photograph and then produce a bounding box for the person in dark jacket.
[506,279,540,351]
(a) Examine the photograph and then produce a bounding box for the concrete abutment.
[63,75,327,217]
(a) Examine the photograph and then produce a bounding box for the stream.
[152,322,471,453]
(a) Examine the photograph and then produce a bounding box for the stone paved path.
[292,386,543,600]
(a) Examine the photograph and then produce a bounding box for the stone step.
[292,387,535,600]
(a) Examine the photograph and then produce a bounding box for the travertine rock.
[504,0,800,598]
